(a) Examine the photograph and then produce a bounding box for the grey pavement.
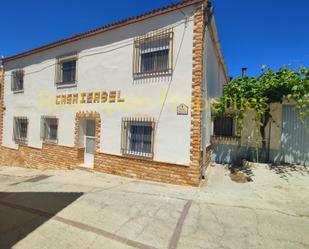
[0,163,308,249]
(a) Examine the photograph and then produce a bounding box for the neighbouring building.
[0,0,228,186]
[211,95,309,166]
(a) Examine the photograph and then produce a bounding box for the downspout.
[267,118,271,162]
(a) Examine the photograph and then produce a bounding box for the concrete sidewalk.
[0,164,308,249]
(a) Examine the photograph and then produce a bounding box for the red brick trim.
[3,0,203,63]
[94,152,199,186]
[101,152,190,168]
[0,144,79,170]
[74,111,101,152]
[190,3,205,177]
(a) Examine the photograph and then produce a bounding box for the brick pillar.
[190,2,206,182]
[0,67,4,146]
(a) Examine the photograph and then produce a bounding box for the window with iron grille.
[213,116,235,137]
[121,117,155,158]
[133,29,173,78]
[13,117,28,144]
[11,69,24,92]
[40,117,58,143]
[56,54,77,87]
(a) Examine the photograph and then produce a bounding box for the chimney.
[242,67,247,77]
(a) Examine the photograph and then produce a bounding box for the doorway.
[84,119,96,166]
[74,111,101,169]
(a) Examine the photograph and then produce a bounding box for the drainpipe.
[267,119,272,162]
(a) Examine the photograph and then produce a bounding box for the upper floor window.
[56,54,77,88]
[121,117,155,158]
[133,29,173,78]
[11,69,24,93]
[40,116,58,143]
[13,117,28,144]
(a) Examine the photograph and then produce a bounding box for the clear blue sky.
[1,0,308,77]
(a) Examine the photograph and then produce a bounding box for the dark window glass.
[12,70,24,91]
[42,118,58,142]
[61,60,76,83]
[141,49,169,73]
[14,118,28,144]
[19,120,28,139]
[129,124,152,154]
[49,124,58,140]
[214,117,234,137]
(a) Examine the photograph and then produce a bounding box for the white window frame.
[40,116,59,144]
[11,69,24,93]
[55,53,78,88]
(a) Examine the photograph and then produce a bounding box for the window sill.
[13,90,24,94]
[43,140,58,145]
[122,151,153,160]
[133,69,172,79]
[211,136,240,145]
[14,140,28,145]
[56,82,77,89]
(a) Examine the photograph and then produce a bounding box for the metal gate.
[281,106,309,166]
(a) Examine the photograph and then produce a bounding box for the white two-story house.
[0,0,227,186]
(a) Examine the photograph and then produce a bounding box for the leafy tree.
[214,66,309,161]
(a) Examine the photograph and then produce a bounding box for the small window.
[13,117,28,144]
[11,69,24,93]
[213,116,235,137]
[121,117,155,158]
[133,29,173,78]
[41,117,58,143]
[56,54,77,87]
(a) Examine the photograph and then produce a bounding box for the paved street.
[0,164,308,249]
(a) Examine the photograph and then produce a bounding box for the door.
[281,106,309,166]
[84,120,96,166]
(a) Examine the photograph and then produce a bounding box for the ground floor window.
[121,117,155,158]
[13,117,28,144]
[212,115,236,138]
[41,116,58,143]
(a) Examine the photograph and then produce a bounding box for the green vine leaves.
[213,66,309,137]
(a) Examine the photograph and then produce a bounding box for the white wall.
[3,6,196,165]
[202,22,227,147]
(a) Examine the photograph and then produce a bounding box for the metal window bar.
[213,116,235,137]
[133,28,173,78]
[13,117,28,144]
[121,117,155,158]
[40,116,58,143]
[11,70,24,91]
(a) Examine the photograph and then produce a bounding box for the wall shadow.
[0,192,83,249]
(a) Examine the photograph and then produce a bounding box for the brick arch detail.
[74,111,101,152]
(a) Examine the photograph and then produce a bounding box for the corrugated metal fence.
[281,106,309,166]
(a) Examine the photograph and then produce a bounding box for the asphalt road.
[0,164,308,249]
